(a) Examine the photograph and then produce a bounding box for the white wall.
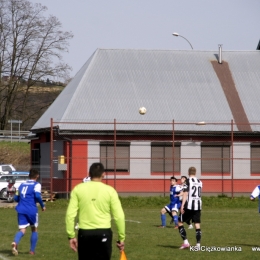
[87,141,100,169]
[180,141,201,178]
[130,142,151,178]
[233,142,251,179]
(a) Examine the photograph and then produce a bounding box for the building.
[30,47,260,195]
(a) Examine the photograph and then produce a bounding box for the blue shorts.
[17,213,38,229]
[165,202,181,213]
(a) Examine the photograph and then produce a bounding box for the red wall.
[31,133,260,194]
[103,179,259,194]
[71,140,88,188]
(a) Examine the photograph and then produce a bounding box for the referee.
[66,162,125,260]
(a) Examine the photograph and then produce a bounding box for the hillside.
[0,84,63,170]
[0,142,30,171]
[7,85,64,131]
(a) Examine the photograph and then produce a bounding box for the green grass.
[0,141,29,153]
[0,196,260,260]
[0,141,30,170]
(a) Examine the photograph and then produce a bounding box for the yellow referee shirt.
[65,181,125,241]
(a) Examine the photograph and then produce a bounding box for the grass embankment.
[0,141,30,170]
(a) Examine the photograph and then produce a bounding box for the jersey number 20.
[191,186,201,198]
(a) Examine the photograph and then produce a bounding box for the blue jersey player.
[158,177,182,228]
[250,185,260,214]
[11,168,46,256]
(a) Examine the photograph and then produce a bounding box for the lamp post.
[172,32,193,49]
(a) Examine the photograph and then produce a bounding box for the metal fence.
[33,119,260,198]
[0,130,30,142]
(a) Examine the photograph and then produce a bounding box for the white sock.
[184,239,189,244]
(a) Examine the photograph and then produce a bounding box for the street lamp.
[172,32,193,50]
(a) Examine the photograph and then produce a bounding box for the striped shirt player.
[178,167,202,250]
[179,176,193,229]
[11,169,45,256]
[184,177,202,210]
[250,185,260,213]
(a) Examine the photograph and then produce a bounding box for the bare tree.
[0,0,73,130]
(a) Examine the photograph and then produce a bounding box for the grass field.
[0,196,260,260]
[0,141,30,171]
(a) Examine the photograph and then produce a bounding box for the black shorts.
[78,228,113,260]
[179,209,201,224]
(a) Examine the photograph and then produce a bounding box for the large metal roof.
[31,49,260,132]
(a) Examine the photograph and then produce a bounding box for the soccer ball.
[139,107,147,115]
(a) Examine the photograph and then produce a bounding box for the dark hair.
[89,163,105,178]
[170,176,177,182]
[181,176,187,181]
[29,168,39,179]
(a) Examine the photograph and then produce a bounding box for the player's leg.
[178,210,191,249]
[171,204,179,228]
[28,213,39,254]
[193,211,202,249]
[12,213,28,255]
[188,220,193,229]
[159,206,168,227]
[30,226,38,254]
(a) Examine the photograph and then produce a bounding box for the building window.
[151,142,180,174]
[251,145,260,174]
[100,142,130,172]
[31,149,40,165]
[201,143,230,175]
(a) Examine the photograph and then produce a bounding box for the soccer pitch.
[0,197,259,260]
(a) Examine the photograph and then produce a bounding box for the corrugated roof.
[31,49,260,132]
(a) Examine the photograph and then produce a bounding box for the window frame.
[151,142,181,175]
[100,142,130,173]
[201,142,230,176]
[250,144,260,175]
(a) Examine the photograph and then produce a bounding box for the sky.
[30,0,260,78]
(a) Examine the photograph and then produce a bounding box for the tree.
[0,0,73,130]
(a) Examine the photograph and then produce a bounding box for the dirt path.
[0,200,17,208]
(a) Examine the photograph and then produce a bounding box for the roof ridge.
[96,48,260,52]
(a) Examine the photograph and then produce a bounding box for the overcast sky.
[30,0,260,77]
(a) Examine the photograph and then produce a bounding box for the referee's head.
[89,163,105,178]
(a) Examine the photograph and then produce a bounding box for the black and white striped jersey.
[184,177,202,210]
